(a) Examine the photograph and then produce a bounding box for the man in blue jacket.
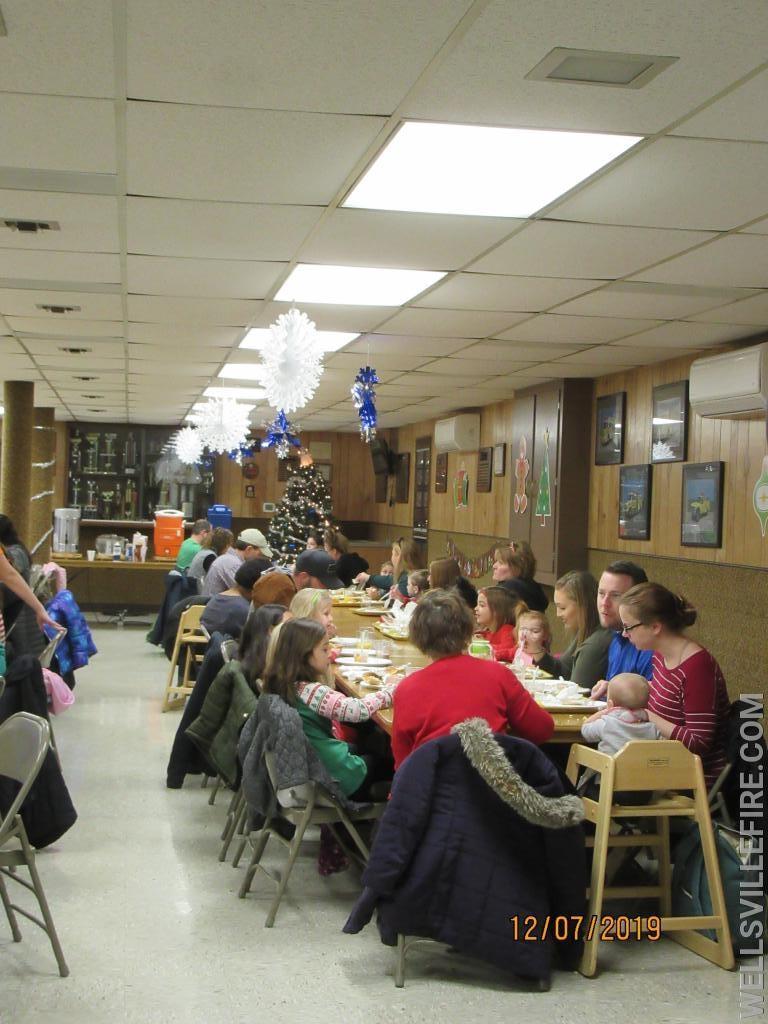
[591,560,653,700]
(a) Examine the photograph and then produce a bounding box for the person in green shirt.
[175,519,212,571]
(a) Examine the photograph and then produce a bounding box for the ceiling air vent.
[58,346,92,355]
[81,394,104,399]
[526,47,678,89]
[87,408,106,413]
[37,303,81,314]
[3,218,60,233]
[73,375,98,381]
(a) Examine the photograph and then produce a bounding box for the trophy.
[70,477,82,507]
[101,489,115,520]
[70,430,83,472]
[102,433,117,474]
[84,433,100,473]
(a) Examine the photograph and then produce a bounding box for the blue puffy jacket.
[45,589,97,674]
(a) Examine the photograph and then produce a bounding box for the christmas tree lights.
[267,462,334,563]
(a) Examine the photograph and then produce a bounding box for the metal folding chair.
[0,712,69,977]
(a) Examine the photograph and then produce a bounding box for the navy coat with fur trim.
[344,723,586,980]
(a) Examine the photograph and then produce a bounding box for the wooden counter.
[330,605,590,743]
[53,555,171,613]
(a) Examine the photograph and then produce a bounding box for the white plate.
[330,636,359,647]
[336,655,393,667]
[536,697,603,710]
[353,608,387,616]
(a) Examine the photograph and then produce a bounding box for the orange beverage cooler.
[153,510,185,559]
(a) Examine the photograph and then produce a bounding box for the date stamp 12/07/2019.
[510,915,661,943]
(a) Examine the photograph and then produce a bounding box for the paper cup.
[87,550,96,561]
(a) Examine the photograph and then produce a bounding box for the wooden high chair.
[161,605,209,711]
[566,740,734,977]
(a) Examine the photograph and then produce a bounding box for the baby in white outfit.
[581,672,660,754]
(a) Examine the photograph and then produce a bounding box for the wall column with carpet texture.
[0,380,34,542]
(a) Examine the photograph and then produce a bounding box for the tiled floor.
[0,626,740,1023]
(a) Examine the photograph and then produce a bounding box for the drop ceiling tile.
[558,347,651,367]
[670,69,768,142]
[129,360,220,376]
[420,356,537,375]
[25,338,125,358]
[382,308,529,338]
[128,342,226,362]
[324,352,431,372]
[402,1,768,134]
[418,273,603,312]
[494,313,662,344]
[689,293,768,327]
[553,138,768,231]
[743,218,768,236]
[127,102,386,203]
[0,191,119,252]
[470,221,716,279]
[0,288,123,319]
[545,361,632,378]
[127,295,260,326]
[384,373,490,390]
[453,341,585,361]
[0,0,114,97]
[127,0,470,114]
[35,355,125,372]
[0,95,116,174]
[606,344,698,365]
[629,235,768,289]
[127,323,241,347]
[554,282,755,320]
[0,250,121,284]
[127,198,323,260]
[345,335,472,358]
[302,209,522,271]
[126,256,285,300]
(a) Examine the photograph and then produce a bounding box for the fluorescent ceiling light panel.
[240,328,359,353]
[275,264,445,306]
[203,386,266,400]
[217,363,267,382]
[344,121,642,217]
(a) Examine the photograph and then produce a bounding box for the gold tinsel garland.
[445,538,498,579]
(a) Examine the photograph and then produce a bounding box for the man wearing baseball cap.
[293,549,343,590]
[203,527,273,596]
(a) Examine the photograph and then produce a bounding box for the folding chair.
[161,605,210,711]
[38,629,68,762]
[566,740,735,977]
[0,712,69,977]
[238,750,385,927]
[220,638,239,664]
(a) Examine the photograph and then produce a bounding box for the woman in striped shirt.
[618,582,730,787]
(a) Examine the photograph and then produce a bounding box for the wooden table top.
[330,605,590,744]
[54,556,171,571]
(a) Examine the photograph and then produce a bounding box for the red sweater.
[391,654,554,769]
[477,623,517,662]
[648,648,730,787]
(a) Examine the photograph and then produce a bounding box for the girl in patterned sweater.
[473,585,527,662]
[262,618,397,798]
[617,582,730,787]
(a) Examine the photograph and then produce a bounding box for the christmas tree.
[267,463,333,562]
[535,429,552,524]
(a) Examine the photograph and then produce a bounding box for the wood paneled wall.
[590,352,768,569]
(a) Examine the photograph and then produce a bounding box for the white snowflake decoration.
[188,398,251,454]
[261,308,324,413]
[652,440,676,461]
[174,427,204,465]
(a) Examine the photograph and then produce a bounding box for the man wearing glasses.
[591,561,653,699]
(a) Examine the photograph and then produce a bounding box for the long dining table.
[329,602,591,744]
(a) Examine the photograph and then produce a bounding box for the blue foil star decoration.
[261,409,301,459]
[351,365,379,443]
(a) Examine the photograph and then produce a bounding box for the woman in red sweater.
[618,582,730,787]
[391,590,554,769]
[474,585,526,662]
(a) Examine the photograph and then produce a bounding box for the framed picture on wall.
[244,484,256,499]
[315,462,332,483]
[595,391,625,465]
[476,447,493,492]
[618,464,652,541]
[651,381,689,463]
[434,451,448,493]
[681,462,724,548]
[493,443,506,477]
[277,455,300,481]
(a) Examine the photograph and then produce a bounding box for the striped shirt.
[648,648,730,787]
[296,680,394,724]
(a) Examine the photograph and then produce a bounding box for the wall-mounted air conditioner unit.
[689,342,768,419]
[434,413,481,452]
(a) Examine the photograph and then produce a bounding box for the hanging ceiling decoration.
[260,307,324,413]
[351,364,379,442]
[175,397,252,464]
[174,425,204,466]
[261,409,302,459]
